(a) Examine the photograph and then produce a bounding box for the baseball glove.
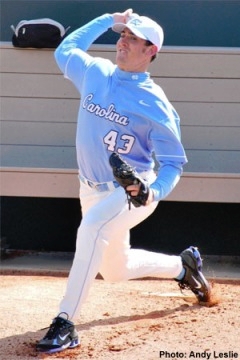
[109,152,149,208]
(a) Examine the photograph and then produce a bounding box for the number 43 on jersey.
[104,130,135,154]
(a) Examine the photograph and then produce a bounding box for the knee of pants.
[99,256,129,282]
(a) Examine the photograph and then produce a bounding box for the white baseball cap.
[112,15,164,52]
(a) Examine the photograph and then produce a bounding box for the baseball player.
[37,9,211,354]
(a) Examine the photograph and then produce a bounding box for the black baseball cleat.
[176,246,211,302]
[36,312,79,354]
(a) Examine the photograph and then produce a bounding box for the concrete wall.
[1,44,240,202]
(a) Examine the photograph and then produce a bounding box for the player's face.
[116,28,156,72]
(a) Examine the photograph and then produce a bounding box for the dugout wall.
[1,0,240,256]
[1,0,240,47]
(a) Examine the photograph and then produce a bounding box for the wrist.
[112,9,133,25]
[146,188,155,205]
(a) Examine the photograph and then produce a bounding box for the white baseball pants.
[59,172,183,321]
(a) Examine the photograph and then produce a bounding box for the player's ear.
[149,45,158,57]
[145,44,158,58]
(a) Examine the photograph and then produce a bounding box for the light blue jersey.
[55,14,188,201]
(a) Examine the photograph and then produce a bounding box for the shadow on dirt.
[0,303,199,359]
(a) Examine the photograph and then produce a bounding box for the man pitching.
[37,9,211,354]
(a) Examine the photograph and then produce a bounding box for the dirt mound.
[0,275,239,359]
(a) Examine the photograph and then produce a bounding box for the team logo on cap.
[130,18,142,26]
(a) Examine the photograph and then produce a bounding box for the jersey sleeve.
[150,161,182,202]
[54,14,114,89]
[148,103,188,201]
